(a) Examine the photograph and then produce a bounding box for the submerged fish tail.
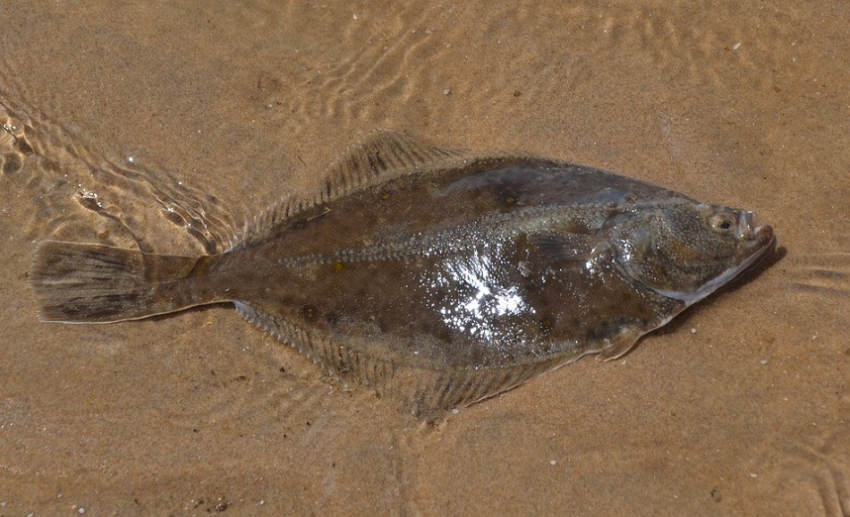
[29,241,215,323]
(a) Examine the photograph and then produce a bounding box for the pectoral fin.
[598,326,645,361]
[528,232,608,262]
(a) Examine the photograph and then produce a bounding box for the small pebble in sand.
[690,328,697,334]
[550,460,557,466]
[443,88,452,96]
[760,359,768,365]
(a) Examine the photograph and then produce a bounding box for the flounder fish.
[29,131,775,416]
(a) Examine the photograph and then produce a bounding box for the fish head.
[612,200,775,303]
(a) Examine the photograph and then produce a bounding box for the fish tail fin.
[29,241,207,323]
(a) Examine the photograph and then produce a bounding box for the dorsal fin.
[230,130,469,251]
[322,129,469,201]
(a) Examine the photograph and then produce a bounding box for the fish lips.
[739,211,775,245]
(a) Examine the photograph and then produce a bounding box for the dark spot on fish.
[333,261,345,272]
[539,317,555,334]
[302,305,317,320]
[437,327,454,345]
[498,187,520,207]
[325,312,339,325]
[376,316,390,333]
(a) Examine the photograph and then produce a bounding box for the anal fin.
[234,301,396,392]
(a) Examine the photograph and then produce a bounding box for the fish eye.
[710,214,734,233]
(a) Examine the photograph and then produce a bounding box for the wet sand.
[1,2,848,515]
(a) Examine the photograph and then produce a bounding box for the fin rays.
[231,130,468,251]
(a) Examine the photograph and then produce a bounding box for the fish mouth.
[740,211,775,246]
[755,224,775,246]
[740,211,775,267]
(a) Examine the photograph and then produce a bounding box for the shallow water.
[1,2,848,515]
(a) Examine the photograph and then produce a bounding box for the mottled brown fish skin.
[212,158,678,364]
[29,133,775,416]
